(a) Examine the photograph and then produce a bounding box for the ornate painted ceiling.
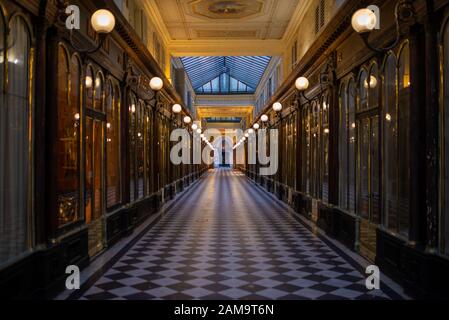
[139,0,313,55]
[152,0,300,41]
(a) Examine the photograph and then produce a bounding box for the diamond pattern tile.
[78,169,395,300]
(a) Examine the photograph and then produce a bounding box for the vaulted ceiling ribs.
[181,56,271,93]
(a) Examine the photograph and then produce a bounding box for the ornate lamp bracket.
[319,54,337,90]
[56,0,114,55]
[124,63,139,88]
[359,0,416,53]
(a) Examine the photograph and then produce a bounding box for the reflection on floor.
[74,169,400,300]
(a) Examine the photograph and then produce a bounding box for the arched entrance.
[213,135,234,168]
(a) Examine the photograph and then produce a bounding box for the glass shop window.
[338,82,348,210]
[129,94,137,202]
[145,107,152,195]
[310,102,321,198]
[397,43,411,237]
[136,101,145,199]
[94,73,103,112]
[383,54,398,233]
[358,70,368,111]
[106,82,121,208]
[382,42,411,238]
[0,16,32,265]
[301,106,310,194]
[287,114,297,189]
[56,46,81,227]
[322,95,330,203]
[282,118,288,185]
[348,79,356,212]
[85,67,94,109]
[442,22,449,255]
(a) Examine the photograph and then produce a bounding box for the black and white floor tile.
[76,169,398,300]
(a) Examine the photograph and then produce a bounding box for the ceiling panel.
[152,0,300,40]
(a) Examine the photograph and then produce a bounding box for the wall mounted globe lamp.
[60,6,116,54]
[183,116,192,124]
[351,1,415,53]
[295,76,312,103]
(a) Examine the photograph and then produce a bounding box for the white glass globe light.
[253,123,260,130]
[196,128,202,134]
[295,77,310,91]
[172,104,182,113]
[192,124,198,130]
[272,102,283,112]
[351,8,377,34]
[261,114,269,122]
[91,9,116,34]
[150,77,163,91]
[183,116,192,124]
[248,128,254,134]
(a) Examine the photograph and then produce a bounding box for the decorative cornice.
[168,39,284,56]
[196,94,255,107]
[140,0,172,47]
[197,106,254,122]
[282,0,315,45]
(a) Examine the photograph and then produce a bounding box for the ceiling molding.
[141,0,173,46]
[168,39,284,56]
[206,123,243,130]
[196,94,255,106]
[261,0,278,40]
[197,106,254,121]
[164,21,290,28]
[282,0,315,45]
[176,0,192,39]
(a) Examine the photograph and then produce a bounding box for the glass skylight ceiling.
[181,56,271,94]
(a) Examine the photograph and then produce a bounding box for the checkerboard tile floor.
[78,169,395,300]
